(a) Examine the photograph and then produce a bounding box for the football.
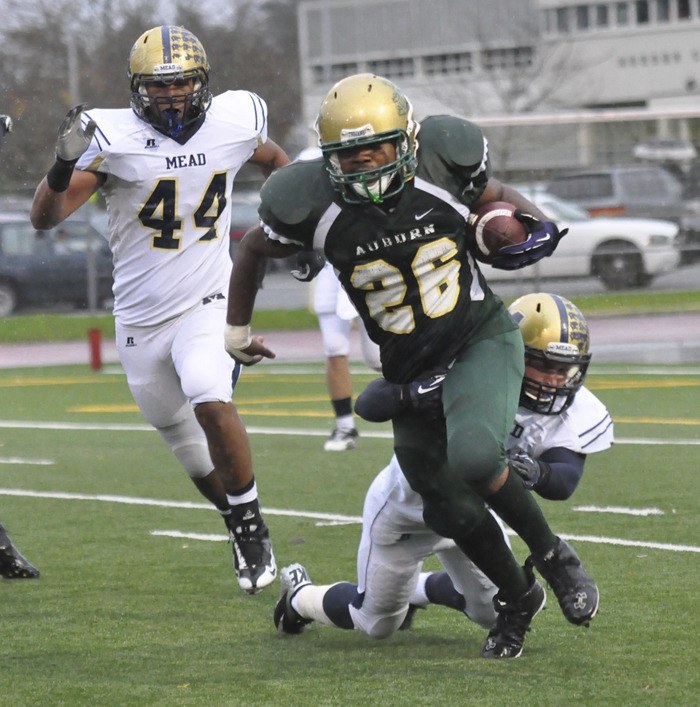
[467,201,528,263]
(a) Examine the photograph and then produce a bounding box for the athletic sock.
[424,571,467,612]
[453,511,529,601]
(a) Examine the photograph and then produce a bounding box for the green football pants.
[392,328,524,539]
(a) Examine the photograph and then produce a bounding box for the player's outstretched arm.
[31,104,100,229]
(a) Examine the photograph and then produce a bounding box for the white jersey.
[77,91,268,326]
[388,386,612,521]
[508,386,614,458]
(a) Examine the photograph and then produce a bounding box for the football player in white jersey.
[30,25,289,595]
[273,293,613,651]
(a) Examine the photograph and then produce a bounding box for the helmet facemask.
[132,74,210,138]
[322,128,417,204]
[522,344,590,415]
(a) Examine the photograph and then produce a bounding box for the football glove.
[507,450,548,490]
[490,210,567,271]
[355,373,446,423]
[291,250,326,282]
[55,104,97,163]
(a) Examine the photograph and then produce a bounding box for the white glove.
[56,104,96,162]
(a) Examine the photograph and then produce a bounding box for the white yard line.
[0,419,698,445]
[0,486,697,554]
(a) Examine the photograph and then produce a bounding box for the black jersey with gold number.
[259,115,517,382]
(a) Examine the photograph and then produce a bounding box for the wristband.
[224,323,252,351]
[46,157,78,193]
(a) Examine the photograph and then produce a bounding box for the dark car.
[0,211,113,316]
[545,165,699,262]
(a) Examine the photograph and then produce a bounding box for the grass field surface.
[1,360,699,705]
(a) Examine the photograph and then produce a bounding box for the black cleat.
[527,537,599,626]
[481,571,546,659]
[228,514,276,595]
[273,563,314,635]
[0,524,40,579]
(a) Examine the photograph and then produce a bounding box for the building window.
[656,0,670,20]
[636,0,650,22]
[677,0,691,19]
[424,52,473,76]
[576,4,590,29]
[616,2,630,24]
[311,63,359,84]
[595,3,610,25]
[556,7,570,32]
[367,57,415,80]
[481,46,534,72]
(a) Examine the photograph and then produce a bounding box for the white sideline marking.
[573,505,665,516]
[0,487,362,523]
[0,419,698,446]
[152,530,228,542]
[0,456,54,465]
[1,487,697,554]
[558,533,700,554]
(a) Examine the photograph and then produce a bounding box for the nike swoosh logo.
[417,374,446,394]
[415,208,434,220]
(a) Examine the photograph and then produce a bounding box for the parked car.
[478,191,680,290]
[0,211,113,316]
[544,165,699,263]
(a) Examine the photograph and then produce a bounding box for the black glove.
[490,211,567,271]
[291,250,326,282]
[507,450,549,490]
[355,373,445,423]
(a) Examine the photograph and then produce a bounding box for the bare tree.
[0,0,301,194]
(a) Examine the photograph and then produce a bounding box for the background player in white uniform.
[30,25,289,595]
[292,146,381,451]
[273,293,612,647]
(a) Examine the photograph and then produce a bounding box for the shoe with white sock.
[273,563,314,634]
[323,427,358,451]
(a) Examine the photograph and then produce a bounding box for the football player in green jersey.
[225,74,597,658]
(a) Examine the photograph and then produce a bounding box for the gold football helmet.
[128,25,211,137]
[508,293,591,414]
[315,73,418,204]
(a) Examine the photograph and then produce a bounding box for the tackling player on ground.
[273,294,612,651]
[30,26,289,594]
[225,73,598,657]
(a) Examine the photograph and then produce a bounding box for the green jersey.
[259,115,516,382]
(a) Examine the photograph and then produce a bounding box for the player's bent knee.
[157,418,213,478]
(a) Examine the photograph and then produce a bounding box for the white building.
[296,0,700,174]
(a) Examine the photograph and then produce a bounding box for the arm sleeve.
[535,447,586,501]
